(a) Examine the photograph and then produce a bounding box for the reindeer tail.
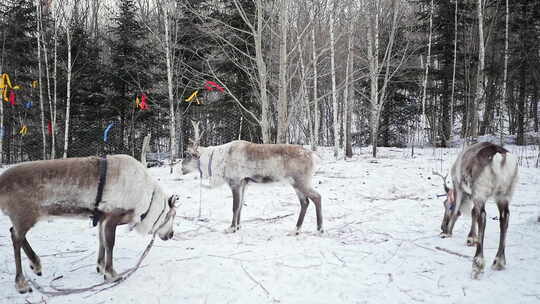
[492,152,519,193]
[311,152,322,173]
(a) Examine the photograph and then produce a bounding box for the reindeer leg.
[22,237,42,276]
[292,190,309,235]
[10,227,32,293]
[307,188,323,233]
[472,201,486,279]
[226,185,241,233]
[467,208,478,246]
[492,200,509,270]
[102,216,120,281]
[96,219,106,274]
[236,181,247,230]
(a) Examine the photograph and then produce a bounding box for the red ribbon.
[47,121,52,135]
[140,93,149,110]
[205,81,224,92]
[9,91,15,105]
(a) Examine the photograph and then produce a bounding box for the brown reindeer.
[437,142,518,279]
[180,126,322,234]
[0,155,178,293]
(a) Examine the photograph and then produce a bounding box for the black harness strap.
[91,156,108,227]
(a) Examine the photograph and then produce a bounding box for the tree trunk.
[164,7,177,162]
[311,24,319,151]
[499,0,509,144]
[36,0,47,159]
[470,0,485,140]
[63,28,72,158]
[329,6,338,158]
[276,0,288,144]
[450,0,458,140]
[344,18,354,157]
[255,0,271,143]
[420,0,433,145]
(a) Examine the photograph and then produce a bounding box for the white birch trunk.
[311,24,319,151]
[471,0,485,139]
[500,0,509,145]
[63,28,72,158]
[367,1,380,157]
[344,19,354,158]
[36,0,47,159]
[276,0,288,144]
[164,7,177,162]
[450,0,458,138]
[420,0,434,144]
[329,6,338,158]
[255,0,271,143]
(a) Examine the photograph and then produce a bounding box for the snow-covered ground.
[1,145,539,304]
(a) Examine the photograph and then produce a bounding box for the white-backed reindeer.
[0,155,178,293]
[436,142,518,278]
[180,122,322,234]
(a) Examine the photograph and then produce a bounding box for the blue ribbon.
[103,123,115,142]
[25,101,32,109]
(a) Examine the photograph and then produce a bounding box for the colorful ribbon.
[1,73,20,103]
[103,123,115,142]
[19,125,28,135]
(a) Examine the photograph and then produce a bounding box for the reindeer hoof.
[317,228,324,234]
[16,280,32,294]
[96,264,105,274]
[472,256,485,279]
[466,237,476,246]
[104,270,120,282]
[224,226,238,234]
[30,263,42,276]
[439,232,452,238]
[492,257,506,271]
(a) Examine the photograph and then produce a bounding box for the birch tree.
[329,2,338,157]
[499,0,509,145]
[420,0,434,144]
[276,0,289,144]
[62,5,72,158]
[343,10,355,158]
[469,0,485,140]
[366,0,404,157]
[35,0,47,159]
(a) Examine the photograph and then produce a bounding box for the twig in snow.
[435,246,471,259]
[332,251,346,266]
[241,264,269,296]
[244,213,294,223]
[40,249,87,258]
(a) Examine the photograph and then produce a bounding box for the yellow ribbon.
[32,80,38,89]
[185,90,202,104]
[135,96,141,107]
[19,125,28,135]
[0,73,21,102]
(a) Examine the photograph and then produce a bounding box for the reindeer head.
[433,171,456,235]
[181,121,203,175]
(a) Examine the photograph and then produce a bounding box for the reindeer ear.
[168,195,180,208]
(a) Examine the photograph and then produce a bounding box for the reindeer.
[0,155,179,293]
[435,142,518,278]
[179,121,322,234]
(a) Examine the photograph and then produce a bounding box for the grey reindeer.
[180,121,323,234]
[0,155,178,293]
[436,142,518,279]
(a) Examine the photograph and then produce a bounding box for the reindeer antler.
[432,170,450,193]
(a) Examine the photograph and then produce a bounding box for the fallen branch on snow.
[241,264,269,296]
[434,246,471,259]
[244,213,294,223]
